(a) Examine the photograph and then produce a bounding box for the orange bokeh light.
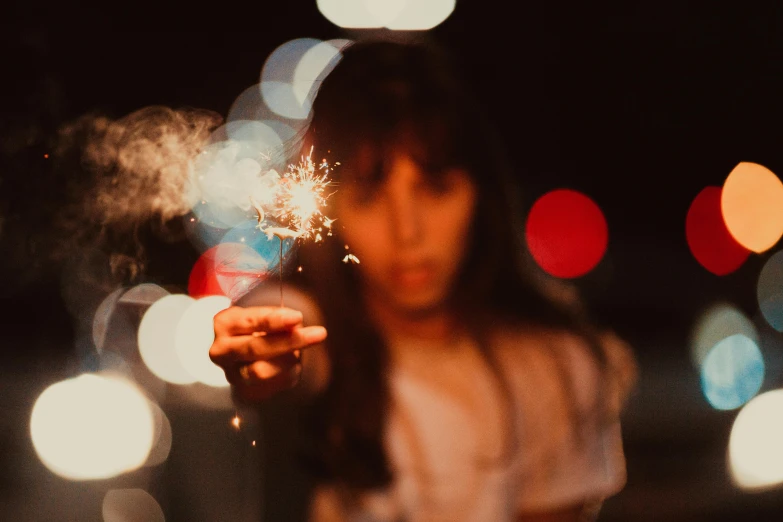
[525,189,608,279]
[721,162,783,253]
[686,186,750,275]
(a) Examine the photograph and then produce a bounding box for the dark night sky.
[4,2,783,520]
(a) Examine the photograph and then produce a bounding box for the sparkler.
[259,149,334,306]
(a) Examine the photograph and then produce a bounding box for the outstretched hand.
[209,306,327,402]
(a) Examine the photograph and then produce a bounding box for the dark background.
[3,1,783,520]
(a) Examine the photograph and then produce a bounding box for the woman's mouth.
[390,262,436,289]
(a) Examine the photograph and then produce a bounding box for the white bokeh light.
[30,374,154,480]
[365,0,407,28]
[138,294,198,385]
[143,400,173,468]
[292,40,345,107]
[261,38,323,120]
[119,283,170,306]
[317,0,455,30]
[317,0,383,29]
[175,295,232,387]
[729,389,783,490]
[103,488,165,522]
[384,0,455,30]
[92,288,125,353]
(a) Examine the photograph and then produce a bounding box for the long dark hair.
[291,38,633,489]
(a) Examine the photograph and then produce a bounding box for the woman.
[209,38,636,522]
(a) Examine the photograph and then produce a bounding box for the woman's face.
[334,145,477,315]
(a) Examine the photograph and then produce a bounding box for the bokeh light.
[365,0,407,28]
[317,0,383,29]
[222,219,295,269]
[217,120,286,167]
[260,38,347,121]
[686,186,750,275]
[183,213,226,254]
[188,240,280,301]
[30,374,154,480]
[292,40,345,109]
[186,138,282,230]
[92,288,125,353]
[260,38,324,120]
[524,189,608,278]
[103,489,165,522]
[227,84,267,124]
[212,242,270,301]
[382,0,456,30]
[226,89,308,159]
[119,283,169,306]
[728,389,783,491]
[138,294,198,385]
[700,334,765,410]
[758,250,783,332]
[188,245,227,298]
[174,295,232,387]
[143,400,172,468]
[690,302,758,367]
[317,0,455,29]
[721,162,783,253]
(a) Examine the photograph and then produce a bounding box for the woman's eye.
[350,183,380,205]
[420,172,455,196]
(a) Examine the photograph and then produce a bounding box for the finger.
[214,306,304,336]
[210,325,327,365]
[241,353,302,383]
[227,355,303,402]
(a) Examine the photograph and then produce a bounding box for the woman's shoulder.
[490,322,588,362]
[490,321,634,372]
[489,322,636,416]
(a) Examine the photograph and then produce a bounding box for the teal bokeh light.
[701,334,765,410]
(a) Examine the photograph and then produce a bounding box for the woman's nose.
[386,154,424,245]
[388,183,422,246]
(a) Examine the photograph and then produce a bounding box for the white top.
[308,326,628,522]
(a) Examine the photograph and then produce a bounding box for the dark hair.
[292,38,629,489]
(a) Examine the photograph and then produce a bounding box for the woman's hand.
[209,305,328,403]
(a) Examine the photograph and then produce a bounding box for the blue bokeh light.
[701,334,765,410]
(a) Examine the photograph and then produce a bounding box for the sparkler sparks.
[266,150,334,241]
[247,149,335,307]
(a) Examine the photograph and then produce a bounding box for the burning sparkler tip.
[264,227,302,241]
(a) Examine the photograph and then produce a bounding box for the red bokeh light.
[188,246,227,298]
[525,189,608,278]
[188,243,268,299]
[686,186,750,275]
